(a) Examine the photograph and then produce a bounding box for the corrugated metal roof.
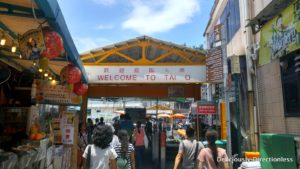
[80,36,206,65]
[81,36,205,56]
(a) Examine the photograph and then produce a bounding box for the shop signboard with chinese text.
[259,0,300,65]
[206,46,223,82]
[197,102,217,115]
[84,65,206,83]
[33,80,82,105]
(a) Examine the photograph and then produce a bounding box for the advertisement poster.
[19,28,45,60]
[62,112,75,144]
[259,0,300,65]
[33,80,82,105]
[51,118,62,144]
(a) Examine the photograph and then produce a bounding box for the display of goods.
[73,82,88,95]
[41,30,64,59]
[60,64,81,84]
[29,122,45,140]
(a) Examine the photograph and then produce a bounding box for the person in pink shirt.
[132,121,145,169]
[198,130,229,169]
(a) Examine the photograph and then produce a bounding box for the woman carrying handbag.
[82,125,118,169]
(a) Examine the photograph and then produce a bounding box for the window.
[220,0,240,43]
[281,53,300,116]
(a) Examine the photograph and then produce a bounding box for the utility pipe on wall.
[242,0,259,151]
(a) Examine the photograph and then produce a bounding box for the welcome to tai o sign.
[84,65,206,83]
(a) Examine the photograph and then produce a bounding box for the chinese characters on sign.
[62,112,75,144]
[84,66,206,83]
[197,103,217,115]
[34,80,82,105]
[206,46,223,82]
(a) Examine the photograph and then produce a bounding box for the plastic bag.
[144,131,149,149]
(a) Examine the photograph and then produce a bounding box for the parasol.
[171,113,186,119]
[157,114,171,118]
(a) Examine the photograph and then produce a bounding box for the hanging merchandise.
[60,64,82,84]
[73,82,88,95]
[19,28,45,60]
[41,29,64,59]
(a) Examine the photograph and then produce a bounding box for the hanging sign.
[33,80,82,105]
[231,55,240,74]
[259,0,300,65]
[84,65,206,83]
[197,102,217,115]
[206,46,223,82]
[214,24,222,42]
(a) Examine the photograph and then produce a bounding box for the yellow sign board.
[259,0,300,65]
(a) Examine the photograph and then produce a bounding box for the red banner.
[197,104,216,115]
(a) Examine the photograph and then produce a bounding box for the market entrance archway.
[80,36,206,168]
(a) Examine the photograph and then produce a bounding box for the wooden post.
[81,93,88,129]
[71,114,78,169]
[196,112,199,141]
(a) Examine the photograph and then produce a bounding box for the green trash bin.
[260,133,299,169]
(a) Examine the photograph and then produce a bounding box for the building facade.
[204,0,300,154]
[250,0,300,134]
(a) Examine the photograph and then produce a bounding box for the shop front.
[0,0,87,169]
[256,0,300,168]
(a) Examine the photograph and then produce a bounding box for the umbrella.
[146,105,173,115]
[157,114,171,118]
[171,113,186,119]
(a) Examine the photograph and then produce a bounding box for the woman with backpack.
[173,126,204,169]
[82,125,118,169]
[114,130,135,169]
[198,130,229,169]
[132,121,145,169]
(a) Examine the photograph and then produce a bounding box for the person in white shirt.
[107,122,120,148]
[83,125,118,169]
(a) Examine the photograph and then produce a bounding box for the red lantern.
[73,82,88,95]
[41,31,64,59]
[60,64,82,84]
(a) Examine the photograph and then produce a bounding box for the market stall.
[0,0,87,169]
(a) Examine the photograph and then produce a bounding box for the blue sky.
[57,0,214,53]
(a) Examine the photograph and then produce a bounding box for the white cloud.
[73,37,112,53]
[122,0,200,34]
[94,24,114,30]
[92,0,116,6]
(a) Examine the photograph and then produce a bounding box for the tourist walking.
[132,121,145,169]
[114,130,135,169]
[86,118,94,144]
[198,130,229,169]
[82,125,118,169]
[173,126,204,169]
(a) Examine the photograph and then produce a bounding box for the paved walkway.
[142,146,175,169]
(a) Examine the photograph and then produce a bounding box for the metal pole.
[234,74,241,157]
[196,108,199,141]
[222,25,232,169]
